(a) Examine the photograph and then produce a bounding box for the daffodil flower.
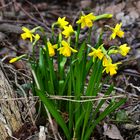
[62,25,75,38]
[58,40,77,57]
[21,27,33,42]
[76,13,96,28]
[119,44,130,56]
[9,54,26,63]
[47,41,58,57]
[88,47,104,62]
[110,23,124,39]
[21,27,40,42]
[9,57,19,63]
[56,17,69,29]
[103,59,121,76]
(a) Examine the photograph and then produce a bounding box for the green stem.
[51,23,56,43]
[87,27,92,44]
[95,14,113,21]
[75,24,81,49]
[32,40,37,65]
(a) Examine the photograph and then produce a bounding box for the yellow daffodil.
[57,17,69,29]
[9,57,19,63]
[21,27,40,42]
[76,13,96,28]
[9,54,26,63]
[47,41,58,57]
[110,23,124,39]
[58,40,77,57]
[119,44,130,56]
[88,47,104,62]
[21,27,33,42]
[62,25,75,38]
[103,60,121,76]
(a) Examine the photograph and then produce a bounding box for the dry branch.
[0,63,22,140]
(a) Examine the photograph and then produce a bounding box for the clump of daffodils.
[9,12,130,140]
[10,12,130,76]
[21,26,40,42]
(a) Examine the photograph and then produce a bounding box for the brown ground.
[0,0,140,140]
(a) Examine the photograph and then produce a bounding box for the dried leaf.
[103,123,124,140]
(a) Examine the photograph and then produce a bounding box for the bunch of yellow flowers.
[10,12,130,76]
[87,22,130,76]
[8,12,130,140]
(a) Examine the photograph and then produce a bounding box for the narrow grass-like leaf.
[36,89,71,140]
[67,69,73,136]
[92,85,114,121]
[84,98,126,140]
[77,41,86,62]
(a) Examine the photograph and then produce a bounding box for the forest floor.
[0,0,140,140]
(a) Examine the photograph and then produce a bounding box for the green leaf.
[36,89,71,140]
[91,84,114,121]
[84,98,126,140]
[77,41,86,62]
[59,57,67,80]
[75,111,85,134]
[39,48,45,74]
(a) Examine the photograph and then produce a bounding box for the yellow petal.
[22,27,30,33]
[76,13,95,28]
[57,47,64,54]
[61,40,69,47]
[88,52,94,56]
[57,17,69,28]
[110,23,124,39]
[115,23,122,30]
[47,41,56,57]
[119,44,130,56]
[110,67,117,76]
[97,52,104,60]
[87,13,96,20]
[52,44,58,49]
[81,22,86,28]
[34,34,40,41]
[21,32,33,42]
[110,32,116,40]
[76,19,82,24]
[70,47,78,53]
[63,48,71,57]
[62,25,74,38]
[117,31,124,38]
[49,47,55,57]
[21,33,27,40]
[9,57,19,63]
